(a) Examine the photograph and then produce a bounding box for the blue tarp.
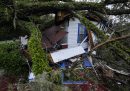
[59,60,71,69]
[83,58,92,67]
[60,62,65,69]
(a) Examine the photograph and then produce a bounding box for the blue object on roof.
[83,58,92,67]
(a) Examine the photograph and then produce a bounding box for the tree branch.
[90,34,130,52]
[14,1,130,19]
[106,9,130,15]
[104,0,130,5]
[16,1,104,16]
[105,65,130,76]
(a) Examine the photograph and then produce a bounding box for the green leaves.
[0,41,28,76]
[28,23,51,75]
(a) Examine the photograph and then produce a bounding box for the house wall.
[62,18,101,49]
[66,18,88,49]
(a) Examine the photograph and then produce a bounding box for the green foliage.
[63,68,98,83]
[28,23,51,75]
[76,14,130,64]
[15,0,73,2]
[29,15,55,30]
[16,1,103,15]
[47,70,62,85]
[76,13,130,90]
[0,41,28,76]
[102,78,130,91]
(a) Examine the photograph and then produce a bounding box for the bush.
[0,40,28,76]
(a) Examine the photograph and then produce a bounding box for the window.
[77,23,87,43]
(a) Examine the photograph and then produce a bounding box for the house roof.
[42,26,67,49]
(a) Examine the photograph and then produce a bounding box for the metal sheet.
[51,46,85,63]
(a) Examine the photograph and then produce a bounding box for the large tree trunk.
[15,1,130,18]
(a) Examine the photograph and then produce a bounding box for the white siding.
[63,18,101,49]
[67,18,88,49]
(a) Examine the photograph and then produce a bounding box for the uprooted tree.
[0,0,130,90]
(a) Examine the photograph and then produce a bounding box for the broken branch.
[90,34,130,52]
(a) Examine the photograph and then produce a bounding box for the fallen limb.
[90,34,130,52]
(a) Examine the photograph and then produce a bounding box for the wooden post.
[87,30,99,79]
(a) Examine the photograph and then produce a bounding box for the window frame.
[77,23,87,43]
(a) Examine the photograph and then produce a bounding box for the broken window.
[77,23,87,43]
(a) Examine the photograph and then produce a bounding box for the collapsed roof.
[42,26,67,49]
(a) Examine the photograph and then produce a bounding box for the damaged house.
[20,11,109,90]
[41,11,106,84]
[41,11,104,64]
[42,12,101,51]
